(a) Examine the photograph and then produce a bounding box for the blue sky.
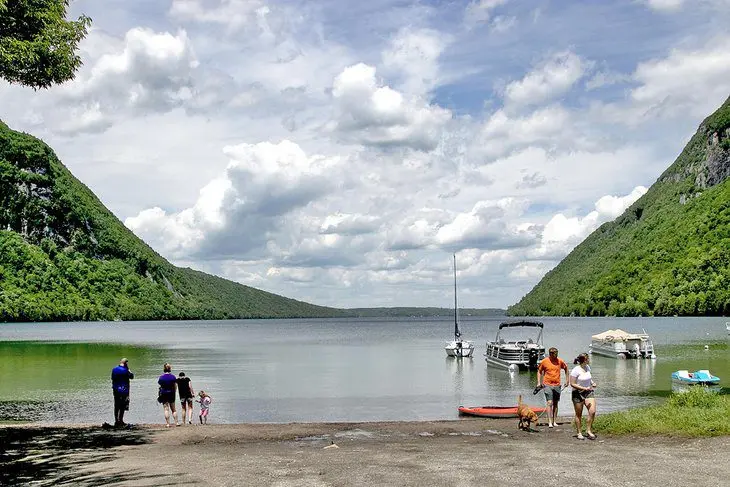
[1,0,729,309]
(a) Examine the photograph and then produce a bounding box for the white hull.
[589,339,655,359]
[445,340,474,358]
[484,343,544,370]
[483,321,545,371]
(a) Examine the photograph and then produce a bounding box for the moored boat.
[671,369,721,386]
[483,321,545,371]
[589,329,656,359]
[458,405,548,418]
[445,254,474,358]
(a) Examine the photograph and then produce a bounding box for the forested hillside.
[508,96,730,317]
[0,121,344,322]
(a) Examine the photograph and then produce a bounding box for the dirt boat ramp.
[2,419,728,486]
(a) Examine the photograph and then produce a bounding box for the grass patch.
[595,387,730,437]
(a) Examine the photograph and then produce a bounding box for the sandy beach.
[2,418,729,486]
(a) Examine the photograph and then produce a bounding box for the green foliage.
[0,121,344,322]
[509,96,730,317]
[0,0,91,89]
[594,389,730,437]
[666,386,722,408]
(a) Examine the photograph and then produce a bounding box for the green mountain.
[0,121,345,322]
[508,95,730,317]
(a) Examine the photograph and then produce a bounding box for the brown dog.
[517,395,539,431]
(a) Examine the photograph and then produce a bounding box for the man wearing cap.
[111,358,134,427]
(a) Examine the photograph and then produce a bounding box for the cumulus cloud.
[320,213,381,236]
[480,105,572,158]
[529,185,648,260]
[68,28,197,107]
[435,198,539,250]
[2,0,726,309]
[503,51,589,108]
[381,28,448,96]
[629,36,730,118]
[385,214,443,251]
[43,27,198,133]
[125,140,341,259]
[330,63,452,151]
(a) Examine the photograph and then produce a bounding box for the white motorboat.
[445,254,474,358]
[589,329,656,359]
[484,321,545,371]
[726,322,730,335]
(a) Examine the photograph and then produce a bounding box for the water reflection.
[590,355,656,395]
[0,341,166,423]
[1,317,728,424]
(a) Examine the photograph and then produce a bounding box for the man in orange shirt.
[536,347,569,428]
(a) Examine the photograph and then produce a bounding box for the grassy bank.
[595,388,730,437]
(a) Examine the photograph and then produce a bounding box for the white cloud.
[435,198,539,250]
[464,0,510,26]
[629,36,730,118]
[320,213,381,236]
[37,27,199,134]
[503,51,589,108]
[168,0,267,31]
[381,28,448,96]
[530,185,648,260]
[330,63,452,150]
[2,0,727,309]
[585,70,632,90]
[480,105,573,158]
[125,140,342,259]
[645,0,685,11]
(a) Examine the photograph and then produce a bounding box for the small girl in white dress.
[197,390,212,424]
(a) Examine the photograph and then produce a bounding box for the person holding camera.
[111,358,134,427]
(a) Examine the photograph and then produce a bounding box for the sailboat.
[445,254,474,358]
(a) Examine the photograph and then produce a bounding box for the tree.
[0,0,91,89]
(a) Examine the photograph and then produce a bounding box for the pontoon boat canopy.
[591,329,649,342]
[498,321,544,329]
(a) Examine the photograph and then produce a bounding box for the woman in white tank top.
[570,353,597,440]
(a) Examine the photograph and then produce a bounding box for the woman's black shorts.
[571,389,595,404]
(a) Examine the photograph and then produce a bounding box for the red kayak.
[458,405,547,418]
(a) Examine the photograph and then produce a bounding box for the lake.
[0,316,728,425]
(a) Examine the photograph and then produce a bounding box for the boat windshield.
[495,326,542,343]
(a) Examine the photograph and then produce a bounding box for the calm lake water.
[0,317,728,425]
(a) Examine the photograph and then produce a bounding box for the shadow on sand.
[0,425,174,486]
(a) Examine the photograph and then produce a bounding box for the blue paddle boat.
[671,369,721,386]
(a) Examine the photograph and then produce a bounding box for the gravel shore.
[2,419,728,486]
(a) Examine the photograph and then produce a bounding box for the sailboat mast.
[453,253,460,339]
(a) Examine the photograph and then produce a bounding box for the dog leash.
[532,384,569,423]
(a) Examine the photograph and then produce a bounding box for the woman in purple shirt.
[157,363,179,427]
